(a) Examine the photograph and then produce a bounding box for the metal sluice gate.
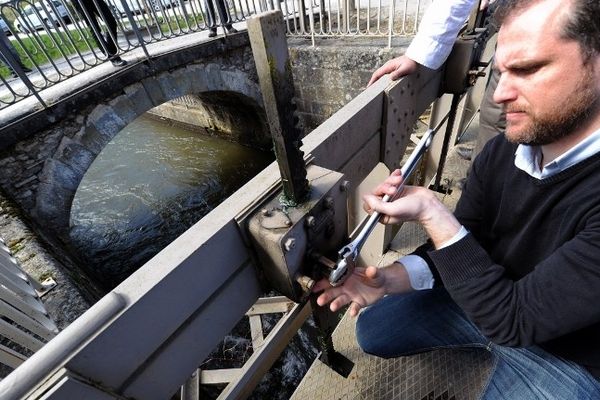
[0,2,496,398]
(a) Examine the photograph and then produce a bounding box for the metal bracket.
[247,165,347,302]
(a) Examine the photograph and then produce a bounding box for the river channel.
[69,114,273,289]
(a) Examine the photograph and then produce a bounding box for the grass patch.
[1,28,97,78]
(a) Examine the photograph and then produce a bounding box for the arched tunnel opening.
[68,91,274,290]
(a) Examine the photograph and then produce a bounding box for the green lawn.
[0,12,207,80]
[1,29,96,78]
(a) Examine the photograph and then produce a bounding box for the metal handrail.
[0,0,428,111]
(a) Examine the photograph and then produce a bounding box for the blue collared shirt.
[514,128,600,179]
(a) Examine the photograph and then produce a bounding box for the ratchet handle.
[352,129,434,252]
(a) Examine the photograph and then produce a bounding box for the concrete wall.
[147,92,270,150]
[288,37,411,133]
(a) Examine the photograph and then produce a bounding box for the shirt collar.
[514,127,600,179]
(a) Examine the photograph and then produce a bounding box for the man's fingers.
[364,265,379,279]
[330,293,352,312]
[316,286,345,307]
[349,302,362,317]
[367,72,382,87]
[312,278,331,293]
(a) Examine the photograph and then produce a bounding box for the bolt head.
[284,238,296,251]
[324,197,334,209]
[306,216,316,227]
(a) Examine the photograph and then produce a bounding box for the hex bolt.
[340,180,350,192]
[305,216,316,228]
[285,219,293,227]
[296,274,316,292]
[261,208,271,217]
[284,237,296,251]
[324,196,334,209]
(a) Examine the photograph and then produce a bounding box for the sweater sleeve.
[428,220,600,347]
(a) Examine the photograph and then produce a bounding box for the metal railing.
[0,0,430,110]
[0,237,58,376]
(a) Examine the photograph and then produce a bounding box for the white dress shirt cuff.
[438,225,469,249]
[399,254,435,290]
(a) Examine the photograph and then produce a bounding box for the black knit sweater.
[427,135,600,379]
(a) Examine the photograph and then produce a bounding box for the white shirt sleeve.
[400,254,435,290]
[405,0,479,70]
[399,225,469,290]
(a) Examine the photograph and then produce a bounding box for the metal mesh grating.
[292,311,493,400]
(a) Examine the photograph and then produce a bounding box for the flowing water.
[68,113,316,399]
[69,114,273,288]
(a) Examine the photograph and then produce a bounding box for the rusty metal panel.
[302,76,388,181]
[383,68,442,173]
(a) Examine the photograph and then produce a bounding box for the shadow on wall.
[148,91,272,151]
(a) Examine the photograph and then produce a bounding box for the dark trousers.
[0,33,27,72]
[204,0,232,29]
[73,0,119,57]
[473,64,505,158]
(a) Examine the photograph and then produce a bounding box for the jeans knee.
[355,309,388,357]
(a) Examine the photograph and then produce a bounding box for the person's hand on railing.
[367,55,419,87]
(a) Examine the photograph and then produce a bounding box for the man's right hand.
[313,266,388,317]
[368,55,419,86]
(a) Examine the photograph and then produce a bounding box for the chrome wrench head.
[329,244,357,286]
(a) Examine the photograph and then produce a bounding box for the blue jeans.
[356,289,600,399]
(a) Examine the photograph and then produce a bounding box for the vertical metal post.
[247,11,309,204]
[298,0,307,33]
[432,94,460,192]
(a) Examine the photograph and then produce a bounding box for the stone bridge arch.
[33,62,267,240]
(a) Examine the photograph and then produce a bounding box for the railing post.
[247,10,309,204]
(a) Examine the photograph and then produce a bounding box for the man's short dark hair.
[494,0,600,61]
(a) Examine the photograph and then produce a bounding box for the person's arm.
[430,224,600,347]
[313,263,413,317]
[368,0,478,86]
[362,161,600,347]
[313,169,463,316]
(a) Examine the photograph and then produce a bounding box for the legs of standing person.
[205,0,236,36]
[95,0,126,65]
[214,0,236,33]
[95,0,118,56]
[473,63,504,159]
[73,0,125,66]
[355,287,600,399]
[74,0,108,54]
[0,33,30,76]
[204,0,218,36]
